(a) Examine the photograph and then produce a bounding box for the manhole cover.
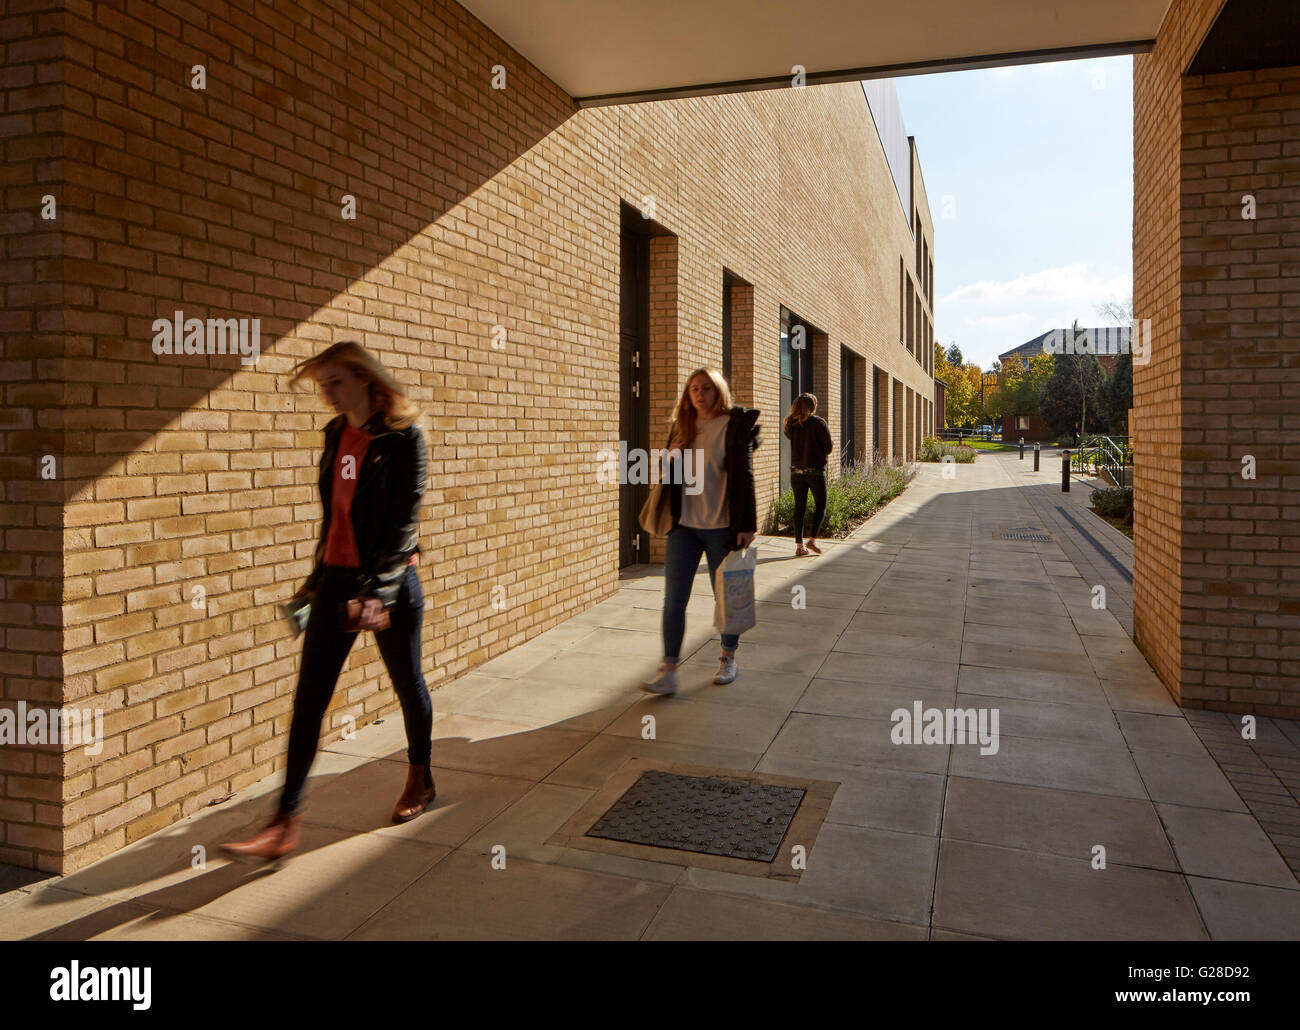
[996,524,1053,542]
[585,770,805,862]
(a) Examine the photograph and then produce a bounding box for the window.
[1017,416,1030,431]
[905,277,914,353]
[922,238,928,305]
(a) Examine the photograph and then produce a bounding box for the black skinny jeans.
[279,563,432,816]
[790,472,827,543]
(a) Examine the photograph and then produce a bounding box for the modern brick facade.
[3,0,934,871]
[1133,0,1300,718]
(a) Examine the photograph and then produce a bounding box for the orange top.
[322,421,420,574]
[323,422,370,567]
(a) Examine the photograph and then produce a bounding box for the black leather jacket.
[667,406,761,547]
[302,410,427,608]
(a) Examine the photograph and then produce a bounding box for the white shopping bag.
[713,547,757,636]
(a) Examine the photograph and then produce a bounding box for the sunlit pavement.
[3,453,1297,940]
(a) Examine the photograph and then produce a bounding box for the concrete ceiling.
[458,0,1172,105]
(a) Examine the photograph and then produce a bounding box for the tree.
[945,342,963,367]
[1019,353,1055,414]
[1095,297,1133,327]
[1103,351,1133,432]
[1040,349,1105,439]
[935,343,972,426]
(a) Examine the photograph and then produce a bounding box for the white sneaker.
[713,657,738,685]
[642,667,678,695]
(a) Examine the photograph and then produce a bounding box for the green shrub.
[1091,486,1133,521]
[919,435,977,463]
[768,457,916,537]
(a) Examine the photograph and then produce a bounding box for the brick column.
[1176,64,1300,717]
[728,280,756,407]
[647,233,680,565]
[812,331,836,470]
[854,352,870,467]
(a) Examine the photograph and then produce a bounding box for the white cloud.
[966,312,1034,329]
[937,264,1132,367]
[942,264,1129,309]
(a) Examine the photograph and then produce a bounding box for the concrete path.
[993,445,1300,883]
[1001,446,1134,635]
[3,454,1298,939]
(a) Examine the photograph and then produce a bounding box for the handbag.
[713,547,757,635]
[638,482,674,537]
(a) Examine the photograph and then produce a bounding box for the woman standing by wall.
[783,393,833,556]
[222,341,433,862]
[643,368,760,697]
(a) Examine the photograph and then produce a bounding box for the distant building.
[996,328,1124,441]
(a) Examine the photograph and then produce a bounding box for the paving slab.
[683,821,939,926]
[348,851,671,940]
[644,885,927,940]
[933,839,1207,940]
[1185,877,1300,941]
[1155,804,1297,889]
[942,777,1178,871]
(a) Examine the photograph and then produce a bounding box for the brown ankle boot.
[220,811,301,862]
[392,764,436,823]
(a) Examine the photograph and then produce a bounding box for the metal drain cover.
[996,524,1053,542]
[585,770,805,862]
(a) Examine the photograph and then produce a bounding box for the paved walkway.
[3,454,1298,939]
[994,446,1300,882]
[1003,447,1134,635]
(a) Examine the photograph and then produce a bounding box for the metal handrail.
[1073,434,1131,486]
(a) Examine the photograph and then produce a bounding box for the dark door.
[619,226,650,567]
[840,348,856,468]
[779,307,815,494]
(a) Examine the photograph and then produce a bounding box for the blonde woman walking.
[643,368,760,696]
[222,341,432,862]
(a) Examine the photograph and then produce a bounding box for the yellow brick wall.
[1131,0,1227,701]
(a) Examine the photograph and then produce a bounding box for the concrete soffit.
[457,0,1167,106]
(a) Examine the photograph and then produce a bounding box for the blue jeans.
[662,525,740,663]
[279,563,432,816]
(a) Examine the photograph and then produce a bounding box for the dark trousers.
[279,563,432,816]
[662,524,740,662]
[791,472,827,542]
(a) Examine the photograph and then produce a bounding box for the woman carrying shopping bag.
[222,341,434,862]
[643,368,760,696]
[782,393,833,557]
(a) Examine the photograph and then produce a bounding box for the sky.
[893,56,1134,371]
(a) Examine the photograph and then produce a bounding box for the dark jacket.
[302,410,427,608]
[667,406,761,548]
[783,414,833,470]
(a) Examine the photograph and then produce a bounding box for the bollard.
[1033,442,1040,471]
[1019,437,1025,460]
[1062,450,1070,492]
